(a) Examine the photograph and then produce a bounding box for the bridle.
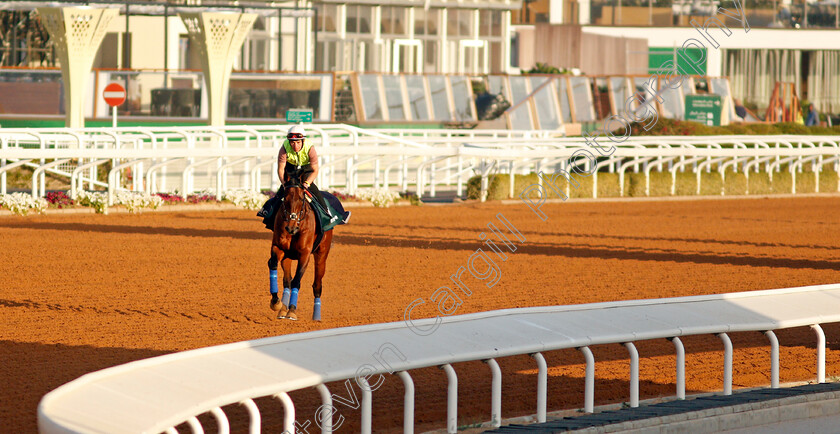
[280,185,308,227]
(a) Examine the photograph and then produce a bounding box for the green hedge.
[613,118,840,137]
[466,169,840,200]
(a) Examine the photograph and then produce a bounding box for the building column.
[37,7,119,129]
[179,12,257,126]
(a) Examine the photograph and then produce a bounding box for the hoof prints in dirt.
[0,298,266,324]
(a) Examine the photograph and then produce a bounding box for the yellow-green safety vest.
[283,138,313,167]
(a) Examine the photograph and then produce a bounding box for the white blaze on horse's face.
[282,187,306,235]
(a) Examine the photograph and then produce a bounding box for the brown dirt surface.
[3,197,840,433]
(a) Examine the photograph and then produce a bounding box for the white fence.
[38,284,840,434]
[1,125,840,204]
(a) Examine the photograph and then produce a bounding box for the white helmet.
[287,125,306,139]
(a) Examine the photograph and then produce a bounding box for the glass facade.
[314,4,507,73]
[585,0,839,29]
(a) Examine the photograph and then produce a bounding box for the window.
[450,75,474,121]
[479,10,502,37]
[382,75,406,120]
[358,74,383,120]
[406,76,429,120]
[530,76,561,130]
[316,4,338,32]
[428,75,451,120]
[381,6,407,35]
[508,76,532,129]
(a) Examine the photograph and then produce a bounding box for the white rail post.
[430,162,437,197]
[485,359,502,427]
[239,399,261,434]
[315,384,332,434]
[186,417,204,434]
[441,364,458,434]
[671,337,686,399]
[274,392,296,434]
[1,135,6,195]
[509,161,515,199]
[397,371,415,434]
[811,324,826,383]
[210,407,230,434]
[718,333,733,395]
[764,331,780,388]
[623,342,639,407]
[456,157,463,197]
[359,377,372,434]
[530,352,547,423]
[578,346,595,413]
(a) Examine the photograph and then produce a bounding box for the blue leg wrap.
[281,288,290,306]
[313,298,322,321]
[269,270,278,295]
[289,288,299,307]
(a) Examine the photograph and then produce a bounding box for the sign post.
[103,83,127,128]
[684,94,722,126]
[286,109,313,123]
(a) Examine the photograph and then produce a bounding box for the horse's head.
[279,180,309,235]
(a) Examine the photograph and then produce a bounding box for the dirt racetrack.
[3,196,840,433]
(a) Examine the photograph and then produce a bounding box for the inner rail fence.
[1,125,839,203]
[38,283,840,434]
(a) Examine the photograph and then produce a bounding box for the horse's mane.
[283,177,305,190]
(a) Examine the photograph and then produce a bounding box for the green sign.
[286,109,313,123]
[648,47,707,76]
[684,94,722,126]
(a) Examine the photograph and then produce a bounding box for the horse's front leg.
[276,257,294,318]
[285,250,312,321]
[268,246,285,313]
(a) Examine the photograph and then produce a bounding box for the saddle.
[259,191,343,253]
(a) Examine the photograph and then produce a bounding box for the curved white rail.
[1,126,839,202]
[38,284,840,434]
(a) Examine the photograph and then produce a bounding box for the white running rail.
[1,126,839,202]
[38,284,840,434]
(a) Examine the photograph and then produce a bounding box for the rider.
[258,125,350,227]
[278,125,330,212]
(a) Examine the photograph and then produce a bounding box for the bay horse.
[268,179,333,321]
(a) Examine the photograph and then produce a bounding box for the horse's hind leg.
[311,256,325,321]
[311,233,333,321]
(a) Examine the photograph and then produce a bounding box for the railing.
[1,126,839,203]
[38,283,840,434]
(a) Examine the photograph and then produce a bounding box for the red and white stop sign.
[103,83,126,107]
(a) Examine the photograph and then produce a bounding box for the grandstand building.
[512,0,840,114]
[0,0,837,127]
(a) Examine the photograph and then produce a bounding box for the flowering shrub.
[76,190,110,214]
[222,189,266,210]
[354,188,401,208]
[113,191,163,213]
[45,191,75,208]
[328,190,359,202]
[154,193,185,204]
[0,192,48,215]
[186,189,217,204]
